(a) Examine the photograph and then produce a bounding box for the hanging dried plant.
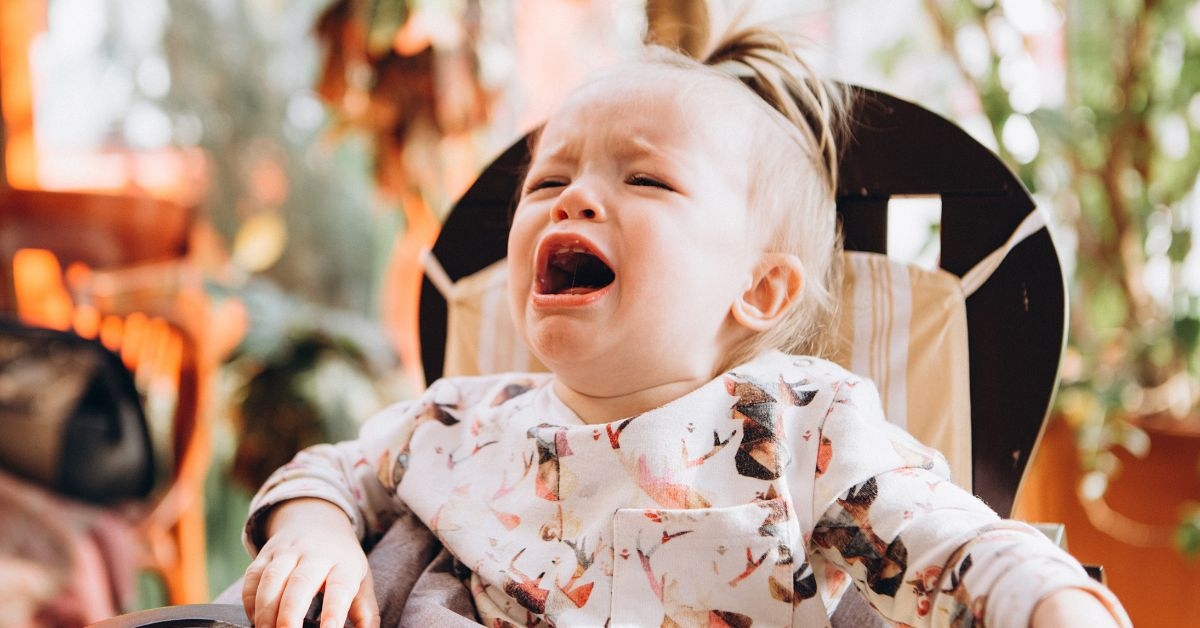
[313,0,490,202]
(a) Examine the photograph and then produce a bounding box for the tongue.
[561,286,598,295]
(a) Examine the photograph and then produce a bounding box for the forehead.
[535,66,754,159]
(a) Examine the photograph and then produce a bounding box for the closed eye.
[627,174,673,191]
[524,177,568,194]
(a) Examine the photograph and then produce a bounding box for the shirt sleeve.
[241,380,458,556]
[809,376,1131,628]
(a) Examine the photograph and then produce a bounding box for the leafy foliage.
[924,0,1200,556]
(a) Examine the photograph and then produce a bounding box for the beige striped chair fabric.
[830,252,971,487]
[433,251,974,489]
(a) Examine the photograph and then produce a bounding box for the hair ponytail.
[701,25,850,197]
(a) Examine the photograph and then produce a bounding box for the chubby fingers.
[349,569,380,628]
[321,566,378,628]
[243,551,334,628]
[275,555,344,628]
[241,554,265,622]
[243,550,299,626]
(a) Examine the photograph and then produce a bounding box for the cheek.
[505,264,534,349]
[507,210,541,271]
[507,284,526,341]
[642,235,749,314]
[506,221,528,262]
[625,247,717,313]
[506,212,541,324]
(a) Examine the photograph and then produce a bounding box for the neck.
[552,375,712,425]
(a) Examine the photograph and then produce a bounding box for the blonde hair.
[639,24,851,371]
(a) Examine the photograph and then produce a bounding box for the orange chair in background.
[0,187,215,606]
[1,0,216,605]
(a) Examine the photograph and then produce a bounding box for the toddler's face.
[507,68,763,396]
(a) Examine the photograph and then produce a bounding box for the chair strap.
[960,209,1048,297]
[422,249,456,299]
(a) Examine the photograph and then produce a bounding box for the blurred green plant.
[217,278,401,492]
[1178,503,1200,558]
[923,0,1200,556]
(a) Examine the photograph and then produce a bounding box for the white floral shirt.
[246,351,1130,627]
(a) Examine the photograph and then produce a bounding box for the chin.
[530,329,640,395]
[529,340,601,377]
[524,319,593,366]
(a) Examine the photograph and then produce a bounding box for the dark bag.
[0,317,155,503]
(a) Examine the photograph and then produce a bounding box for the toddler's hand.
[242,498,379,628]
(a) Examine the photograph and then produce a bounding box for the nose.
[551,182,606,223]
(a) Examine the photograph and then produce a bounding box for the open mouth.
[536,238,615,296]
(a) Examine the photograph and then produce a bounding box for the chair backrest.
[416,86,1066,517]
[833,89,1066,517]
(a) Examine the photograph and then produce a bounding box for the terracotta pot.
[1013,416,1200,626]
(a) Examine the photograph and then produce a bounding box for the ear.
[731,253,805,332]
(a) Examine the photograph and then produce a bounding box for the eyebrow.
[619,135,668,161]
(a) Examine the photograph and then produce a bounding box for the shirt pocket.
[610,499,796,628]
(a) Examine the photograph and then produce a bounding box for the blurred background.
[0,0,1196,625]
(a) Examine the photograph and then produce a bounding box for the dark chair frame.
[84,604,258,628]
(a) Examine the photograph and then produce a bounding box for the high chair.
[0,186,215,612]
[89,85,1068,627]
[409,85,1069,626]
[418,86,1065,518]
